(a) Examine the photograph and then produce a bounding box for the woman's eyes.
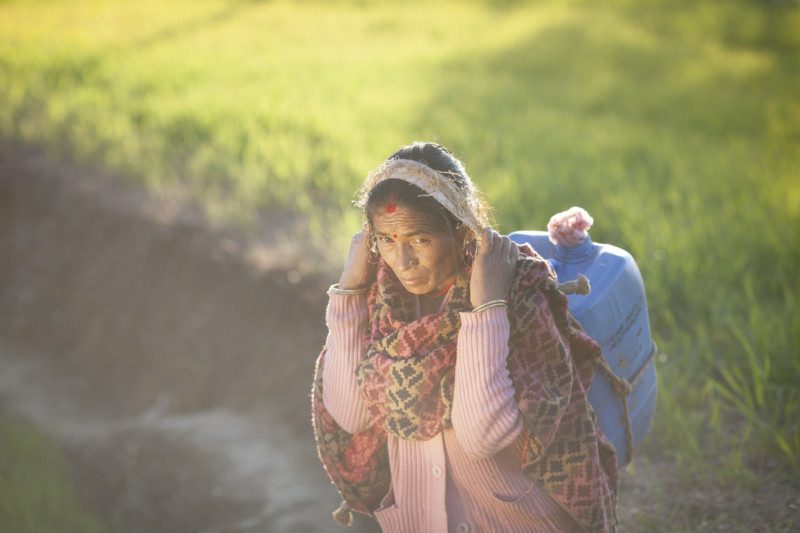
[377,236,431,245]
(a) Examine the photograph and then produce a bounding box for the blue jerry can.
[509,231,657,467]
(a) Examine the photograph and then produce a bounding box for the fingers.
[500,234,512,259]
[340,230,377,289]
[350,231,367,254]
[508,239,520,261]
[358,230,371,250]
[349,231,375,264]
[477,227,494,257]
[478,227,519,262]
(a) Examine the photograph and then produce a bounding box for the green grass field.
[1,0,799,527]
[0,414,107,532]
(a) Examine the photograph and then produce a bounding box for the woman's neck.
[416,272,458,316]
[418,294,445,316]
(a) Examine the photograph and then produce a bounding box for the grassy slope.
[1,0,798,528]
[0,413,108,532]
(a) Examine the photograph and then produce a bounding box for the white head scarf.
[356,158,488,237]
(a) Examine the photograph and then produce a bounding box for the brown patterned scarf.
[311,246,618,532]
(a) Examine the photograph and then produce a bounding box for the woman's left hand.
[470,227,521,307]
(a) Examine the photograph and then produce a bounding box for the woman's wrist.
[338,271,373,291]
[328,283,369,295]
[470,291,508,308]
[337,276,370,291]
[472,299,507,313]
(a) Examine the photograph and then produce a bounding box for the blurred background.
[1,0,798,531]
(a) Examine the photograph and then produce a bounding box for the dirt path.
[0,142,378,532]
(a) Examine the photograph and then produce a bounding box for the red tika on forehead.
[385,202,396,214]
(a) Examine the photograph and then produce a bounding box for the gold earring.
[369,237,379,264]
[462,238,476,266]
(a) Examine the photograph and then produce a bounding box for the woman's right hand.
[470,227,521,307]
[338,230,375,290]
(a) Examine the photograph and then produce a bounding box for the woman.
[312,142,617,532]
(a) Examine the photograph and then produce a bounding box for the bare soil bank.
[1,143,334,416]
[0,141,378,532]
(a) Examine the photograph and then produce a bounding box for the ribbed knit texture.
[323,294,584,532]
[322,291,372,434]
[453,308,522,458]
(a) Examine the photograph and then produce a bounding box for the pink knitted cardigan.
[312,255,618,531]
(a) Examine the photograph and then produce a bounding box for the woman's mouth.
[401,276,426,286]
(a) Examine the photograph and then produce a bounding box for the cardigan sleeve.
[452,306,524,459]
[321,291,373,434]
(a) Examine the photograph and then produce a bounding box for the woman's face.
[372,204,461,296]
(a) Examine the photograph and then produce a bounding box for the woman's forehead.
[372,205,441,235]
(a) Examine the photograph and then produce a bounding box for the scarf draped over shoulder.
[311,245,618,532]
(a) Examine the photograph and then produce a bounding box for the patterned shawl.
[311,246,618,532]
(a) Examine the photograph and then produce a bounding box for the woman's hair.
[363,142,491,244]
[364,141,489,232]
[365,180,458,236]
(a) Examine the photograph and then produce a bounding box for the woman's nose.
[396,244,417,271]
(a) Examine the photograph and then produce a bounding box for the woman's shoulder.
[516,244,557,289]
